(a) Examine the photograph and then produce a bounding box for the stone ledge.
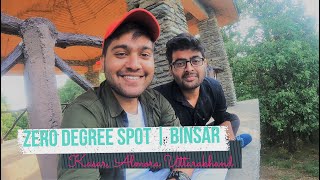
[226,99,261,180]
[1,139,41,180]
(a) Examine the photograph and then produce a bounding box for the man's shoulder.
[203,77,221,87]
[154,81,174,91]
[143,88,168,101]
[72,89,100,105]
[153,81,175,98]
[65,89,102,112]
[61,89,106,128]
[141,88,175,111]
[201,77,224,95]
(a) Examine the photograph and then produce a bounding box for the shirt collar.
[171,81,195,108]
[171,80,209,108]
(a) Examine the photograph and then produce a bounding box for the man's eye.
[192,59,201,64]
[115,52,127,57]
[175,61,185,66]
[141,53,150,57]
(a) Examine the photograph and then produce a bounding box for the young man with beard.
[58,9,193,180]
[155,33,252,179]
[155,33,251,148]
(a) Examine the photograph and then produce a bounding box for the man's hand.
[167,168,193,180]
[220,121,235,140]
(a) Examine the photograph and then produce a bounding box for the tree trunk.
[287,119,296,153]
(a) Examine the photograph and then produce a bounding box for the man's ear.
[169,65,173,75]
[100,57,104,72]
[204,58,208,68]
[204,58,208,65]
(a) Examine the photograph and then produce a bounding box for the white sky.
[303,0,319,20]
[235,0,319,40]
[1,75,68,110]
[1,0,319,110]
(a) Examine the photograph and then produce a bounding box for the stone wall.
[127,0,188,87]
[198,8,237,106]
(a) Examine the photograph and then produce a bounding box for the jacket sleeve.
[158,93,181,127]
[57,104,101,180]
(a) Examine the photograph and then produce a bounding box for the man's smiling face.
[103,31,154,98]
[170,49,207,91]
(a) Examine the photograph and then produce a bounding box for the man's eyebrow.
[111,45,129,51]
[175,56,201,61]
[141,46,153,51]
[191,55,202,59]
[174,58,188,61]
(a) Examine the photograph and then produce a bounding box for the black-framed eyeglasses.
[171,57,205,69]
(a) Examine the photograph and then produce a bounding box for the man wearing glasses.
[155,33,251,151]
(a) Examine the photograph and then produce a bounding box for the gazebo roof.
[1,0,238,75]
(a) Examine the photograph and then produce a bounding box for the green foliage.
[1,94,28,140]
[224,0,319,152]
[58,79,85,103]
[1,103,18,140]
[302,161,319,177]
[16,113,29,129]
[99,73,106,83]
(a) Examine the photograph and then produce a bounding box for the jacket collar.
[139,87,157,108]
[98,81,156,118]
[98,81,124,118]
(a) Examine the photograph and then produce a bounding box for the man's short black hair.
[165,33,205,64]
[102,22,153,57]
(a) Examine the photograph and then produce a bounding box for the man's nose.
[126,54,141,70]
[184,61,194,72]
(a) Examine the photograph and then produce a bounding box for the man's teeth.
[123,76,141,80]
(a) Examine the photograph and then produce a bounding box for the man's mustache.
[182,72,198,78]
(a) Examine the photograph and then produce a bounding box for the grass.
[261,143,319,179]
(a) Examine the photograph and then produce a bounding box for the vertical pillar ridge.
[199,9,237,106]
[20,17,61,180]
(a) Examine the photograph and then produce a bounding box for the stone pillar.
[20,18,61,180]
[85,66,100,87]
[206,66,217,79]
[127,0,188,87]
[198,8,237,106]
